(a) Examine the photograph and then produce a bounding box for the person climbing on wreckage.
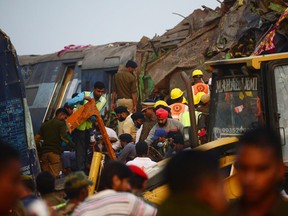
[67,81,106,173]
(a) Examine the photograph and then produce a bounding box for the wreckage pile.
[17,0,288,106]
[136,0,288,100]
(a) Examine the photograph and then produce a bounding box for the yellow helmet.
[182,97,188,104]
[192,69,203,77]
[194,92,205,105]
[154,100,168,108]
[170,88,184,100]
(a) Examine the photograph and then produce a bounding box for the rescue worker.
[192,69,209,96]
[67,81,106,172]
[169,88,189,120]
[36,108,75,177]
[138,100,157,142]
[145,108,184,145]
[112,60,138,113]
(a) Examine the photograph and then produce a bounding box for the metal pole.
[88,152,103,196]
[180,71,198,147]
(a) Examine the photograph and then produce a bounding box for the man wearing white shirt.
[126,141,156,170]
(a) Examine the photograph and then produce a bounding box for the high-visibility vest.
[77,91,107,131]
[179,111,202,127]
[169,103,189,120]
[192,83,209,95]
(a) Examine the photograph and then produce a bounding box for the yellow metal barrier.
[88,152,104,196]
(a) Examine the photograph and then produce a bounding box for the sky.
[0,0,220,55]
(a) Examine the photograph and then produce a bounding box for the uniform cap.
[141,102,155,112]
[170,88,184,100]
[64,171,93,190]
[192,69,204,77]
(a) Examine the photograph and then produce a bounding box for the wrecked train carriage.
[18,43,137,134]
[138,0,288,100]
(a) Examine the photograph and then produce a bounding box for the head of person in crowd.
[152,128,168,144]
[125,60,138,73]
[19,175,35,200]
[170,88,184,104]
[235,127,285,205]
[119,133,133,148]
[172,132,185,153]
[163,150,227,215]
[0,141,21,215]
[64,171,93,203]
[128,165,148,195]
[55,108,69,121]
[135,141,149,157]
[36,171,55,196]
[64,102,74,116]
[93,81,105,100]
[141,100,155,120]
[98,161,133,192]
[156,108,169,127]
[192,69,204,84]
[131,112,145,129]
[114,106,130,122]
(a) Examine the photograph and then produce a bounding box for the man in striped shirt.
[72,161,157,216]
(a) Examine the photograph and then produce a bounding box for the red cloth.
[128,165,148,179]
[156,108,168,119]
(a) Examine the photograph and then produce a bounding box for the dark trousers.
[72,129,91,171]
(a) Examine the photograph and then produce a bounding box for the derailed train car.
[0,29,40,177]
[18,43,136,134]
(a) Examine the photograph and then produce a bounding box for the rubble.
[136,0,288,100]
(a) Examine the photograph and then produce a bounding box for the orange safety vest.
[169,103,188,120]
[192,83,209,95]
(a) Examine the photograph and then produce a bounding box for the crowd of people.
[1,60,288,215]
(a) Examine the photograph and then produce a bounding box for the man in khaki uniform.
[36,108,75,177]
[112,60,138,113]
